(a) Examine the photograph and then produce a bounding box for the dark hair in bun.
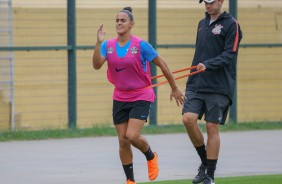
[123,7,132,13]
[119,6,134,21]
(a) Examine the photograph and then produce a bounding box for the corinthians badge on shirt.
[107,47,114,54]
[212,24,223,35]
[130,47,138,54]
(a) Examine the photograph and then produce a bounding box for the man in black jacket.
[182,0,242,184]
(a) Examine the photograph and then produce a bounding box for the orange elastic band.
[147,66,204,89]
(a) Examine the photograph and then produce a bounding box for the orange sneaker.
[126,179,136,184]
[147,152,159,181]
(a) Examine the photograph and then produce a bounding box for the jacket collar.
[205,11,229,21]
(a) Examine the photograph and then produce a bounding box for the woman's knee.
[118,137,131,148]
[125,131,139,143]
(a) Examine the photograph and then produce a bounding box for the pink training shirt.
[106,35,155,102]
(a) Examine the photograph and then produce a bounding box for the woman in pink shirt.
[92,7,184,184]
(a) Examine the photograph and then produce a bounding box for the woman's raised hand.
[97,24,105,44]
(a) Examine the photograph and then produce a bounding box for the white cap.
[199,0,215,3]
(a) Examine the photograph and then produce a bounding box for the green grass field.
[139,174,282,184]
[0,122,282,141]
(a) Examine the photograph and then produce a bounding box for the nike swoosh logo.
[115,67,126,72]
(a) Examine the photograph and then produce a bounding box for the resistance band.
[117,66,205,93]
[147,66,205,89]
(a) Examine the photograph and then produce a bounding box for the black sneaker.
[192,164,206,184]
[202,175,215,184]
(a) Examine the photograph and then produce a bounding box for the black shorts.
[182,90,230,125]
[112,100,151,125]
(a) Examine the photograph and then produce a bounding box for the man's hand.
[196,63,206,71]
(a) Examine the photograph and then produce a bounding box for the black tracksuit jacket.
[186,11,243,103]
